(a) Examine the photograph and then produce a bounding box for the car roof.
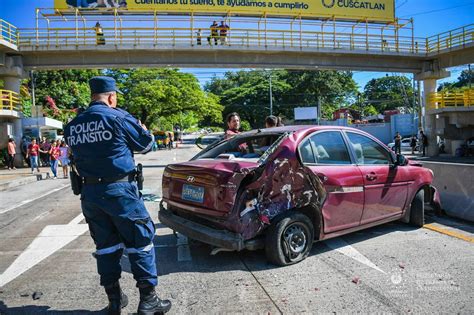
[239,125,361,136]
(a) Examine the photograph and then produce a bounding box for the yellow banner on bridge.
[54,0,394,22]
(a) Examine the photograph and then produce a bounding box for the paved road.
[1,144,474,314]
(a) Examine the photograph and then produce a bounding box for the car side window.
[299,139,315,164]
[308,131,351,165]
[346,132,392,165]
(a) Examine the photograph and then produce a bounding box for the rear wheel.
[265,212,314,266]
[410,189,425,227]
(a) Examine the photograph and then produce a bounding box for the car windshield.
[194,132,287,162]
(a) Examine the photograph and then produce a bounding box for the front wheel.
[410,189,425,227]
[265,212,314,266]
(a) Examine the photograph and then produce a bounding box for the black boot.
[138,286,171,315]
[104,282,129,315]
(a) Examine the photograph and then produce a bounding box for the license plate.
[181,184,204,203]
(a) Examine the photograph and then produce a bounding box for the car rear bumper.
[159,201,262,251]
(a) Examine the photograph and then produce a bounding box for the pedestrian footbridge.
[1,10,473,72]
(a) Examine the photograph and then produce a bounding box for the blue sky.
[1,0,473,89]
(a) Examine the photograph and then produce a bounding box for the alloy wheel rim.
[282,223,308,262]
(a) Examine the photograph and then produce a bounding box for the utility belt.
[70,163,144,195]
[82,172,136,185]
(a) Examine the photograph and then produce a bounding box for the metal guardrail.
[16,24,474,55]
[0,19,18,46]
[17,27,423,54]
[428,89,474,109]
[0,90,21,112]
[426,24,474,53]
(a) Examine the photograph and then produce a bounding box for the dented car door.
[300,131,365,233]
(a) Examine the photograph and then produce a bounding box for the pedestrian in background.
[49,140,61,179]
[59,140,71,179]
[21,136,31,168]
[420,131,428,156]
[210,21,219,45]
[7,138,16,170]
[40,137,51,167]
[393,131,401,154]
[196,28,202,45]
[219,20,229,45]
[265,115,278,128]
[94,22,105,45]
[410,134,417,154]
[27,138,40,174]
[225,112,241,139]
[64,76,171,314]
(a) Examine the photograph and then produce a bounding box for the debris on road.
[32,291,43,300]
[352,277,360,284]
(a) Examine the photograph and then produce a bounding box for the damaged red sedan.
[159,126,441,266]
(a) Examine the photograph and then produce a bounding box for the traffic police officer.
[65,76,171,315]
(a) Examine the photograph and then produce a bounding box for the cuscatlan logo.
[322,0,336,8]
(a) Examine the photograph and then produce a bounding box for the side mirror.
[396,154,408,166]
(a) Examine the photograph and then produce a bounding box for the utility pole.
[469,64,472,89]
[417,80,422,130]
[269,71,273,115]
[30,70,39,139]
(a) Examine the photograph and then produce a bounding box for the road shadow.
[116,221,423,276]
[425,212,474,234]
[0,301,106,314]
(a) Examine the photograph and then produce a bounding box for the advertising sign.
[294,107,318,120]
[54,0,395,22]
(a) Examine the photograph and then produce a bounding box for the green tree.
[25,69,102,122]
[438,69,473,91]
[108,68,223,131]
[205,70,358,127]
[363,75,414,113]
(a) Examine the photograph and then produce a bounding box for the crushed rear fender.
[223,136,326,240]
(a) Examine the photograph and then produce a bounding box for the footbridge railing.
[0,90,21,112]
[428,89,474,110]
[18,26,424,54]
[0,19,18,46]
[426,24,474,53]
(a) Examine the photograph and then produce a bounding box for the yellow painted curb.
[423,224,474,244]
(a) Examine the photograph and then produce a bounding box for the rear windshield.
[194,133,285,161]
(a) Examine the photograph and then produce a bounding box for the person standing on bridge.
[210,21,219,46]
[64,77,171,315]
[219,21,229,45]
[94,22,105,45]
[196,28,202,45]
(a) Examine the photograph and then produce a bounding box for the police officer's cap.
[89,76,123,94]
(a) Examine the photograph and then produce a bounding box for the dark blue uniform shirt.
[64,101,153,177]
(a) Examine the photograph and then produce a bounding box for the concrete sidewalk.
[0,166,52,191]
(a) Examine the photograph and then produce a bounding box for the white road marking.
[0,184,70,215]
[324,238,386,274]
[177,233,192,262]
[68,213,85,225]
[0,213,87,287]
[32,210,51,222]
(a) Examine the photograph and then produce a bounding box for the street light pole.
[30,70,39,139]
[269,71,273,116]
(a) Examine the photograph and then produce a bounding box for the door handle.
[317,173,328,182]
[366,172,377,181]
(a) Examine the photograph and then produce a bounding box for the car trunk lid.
[164,159,259,216]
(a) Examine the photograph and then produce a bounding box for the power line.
[400,2,474,17]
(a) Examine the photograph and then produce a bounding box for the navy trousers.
[81,181,158,287]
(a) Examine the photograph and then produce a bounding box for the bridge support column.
[415,67,450,157]
[0,55,26,167]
